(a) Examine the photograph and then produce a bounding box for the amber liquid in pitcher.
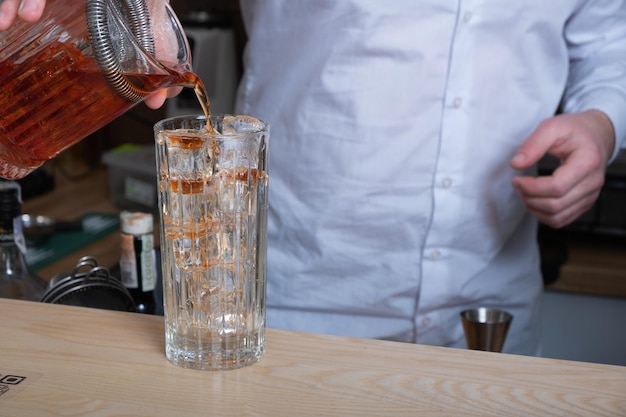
[0,40,212,179]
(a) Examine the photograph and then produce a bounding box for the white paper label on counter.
[0,370,42,401]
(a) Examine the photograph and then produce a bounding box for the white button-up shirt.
[236,0,626,355]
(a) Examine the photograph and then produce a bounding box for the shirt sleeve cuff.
[562,88,626,163]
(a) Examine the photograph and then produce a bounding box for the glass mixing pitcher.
[0,0,192,179]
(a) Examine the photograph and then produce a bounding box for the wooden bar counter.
[1,298,625,417]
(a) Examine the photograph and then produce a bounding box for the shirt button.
[428,249,442,260]
[440,178,453,189]
[421,317,432,327]
[453,97,463,108]
[463,12,473,23]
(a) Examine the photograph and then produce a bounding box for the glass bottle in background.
[0,181,48,301]
[119,211,157,314]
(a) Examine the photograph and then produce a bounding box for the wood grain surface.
[1,299,624,417]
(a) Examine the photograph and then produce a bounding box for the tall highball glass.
[154,114,268,370]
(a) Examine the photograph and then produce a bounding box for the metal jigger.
[460,307,513,352]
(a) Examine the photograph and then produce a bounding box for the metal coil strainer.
[86,0,156,102]
[41,256,136,312]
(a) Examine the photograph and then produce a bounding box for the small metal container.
[460,307,513,353]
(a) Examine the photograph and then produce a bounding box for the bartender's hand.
[145,88,180,110]
[0,0,45,30]
[510,110,615,229]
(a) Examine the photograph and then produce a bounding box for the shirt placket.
[415,5,476,343]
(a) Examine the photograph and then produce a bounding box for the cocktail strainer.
[86,0,156,102]
[41,256,136,312]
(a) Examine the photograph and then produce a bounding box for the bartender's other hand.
[0,0,45,31]
[510,110,615,229]
[144,87,182,110]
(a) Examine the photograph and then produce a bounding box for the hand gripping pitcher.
[0,0,192,179]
